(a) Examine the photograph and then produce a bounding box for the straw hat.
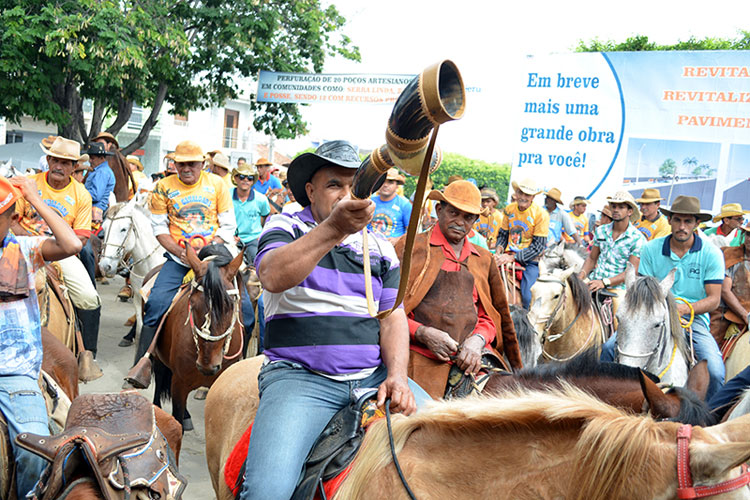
[231,163,259,185]
[40,137,83,162]
[635,188,664,203]
[428,180,488,216]
[599,206,613,219]
[511,178,542,196]
[544,187,564,205]
[172,141,205,163]
[569,196,590,210]
[91,132,119,149]
[73,161,92,174]
[712,203,749,223]
[480,187,499,204]
[447,174,464,185]
[255,157,273,167]
[385,167,405,184]
[606,191,641,223]
[0,177,21,215]
[659,195,712,223]
[288,140,364,207]
[41,135,59,150]
[126,155,144,171]
[164,152,175,161]
[211,153,231,172]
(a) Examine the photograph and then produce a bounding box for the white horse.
[615,264,690,387]
[99,199,164,339]
[539,240,588,275]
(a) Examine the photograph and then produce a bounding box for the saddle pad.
[224,422,353,500]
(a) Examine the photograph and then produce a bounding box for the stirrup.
[124,355,153,389]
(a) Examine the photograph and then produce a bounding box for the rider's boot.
[75,306,101,358]
[124,324,157,389]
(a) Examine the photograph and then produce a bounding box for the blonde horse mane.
[335,385,675,499]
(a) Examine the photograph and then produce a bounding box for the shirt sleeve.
[472,294,496,345]
[561,212,576,235]
[592,225,604,248]
[254,214,297,270]
[73,189,92,237]
[496,228,509,252]
[516,235,547,265]
[630,231,646,258]
[260,196,271,217]
[705,245,726,285]
[216,177,233,214]
[150,181,168,215]
[638,242,655,276]
[400,197,412,231]
[216,210,237,244]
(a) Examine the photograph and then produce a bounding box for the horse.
[34,263,76,352]
[539,239,588,274]
[497,260,523,307]
[152,244,244,431]
[528,268,605,363]
[99,199,165,340]
[615,265,691,388]
[333,387,750,499]
[510,304,541,368]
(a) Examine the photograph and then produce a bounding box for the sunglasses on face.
[235,174,254,181]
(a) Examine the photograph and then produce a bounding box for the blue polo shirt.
[638,233,725,328]
[84,160,116,212]
[253,175,282,195]
[233,188,270,243]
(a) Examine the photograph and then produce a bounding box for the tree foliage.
[575,31,750,52]
[0,0,359,154]
[659,158,676,177]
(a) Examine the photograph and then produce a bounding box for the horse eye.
[121,228,128,232]
[553,294,560,299]
[654,321,663,329]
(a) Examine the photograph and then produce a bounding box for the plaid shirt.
[589,222,646,289]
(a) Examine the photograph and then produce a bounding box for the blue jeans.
[709,364,750,420]
[238,361,431,500]
[257,294,265,353]
[143,256,190,328]
[520,261,539,310]
[79,239,97,287]
[601,319,725,399]
[0,375,50,498]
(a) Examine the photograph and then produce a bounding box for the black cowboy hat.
[288,140,381,207]
[84,142,114,157]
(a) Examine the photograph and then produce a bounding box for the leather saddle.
[16,392,186,500]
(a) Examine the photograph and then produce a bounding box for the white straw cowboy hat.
[635,188,665,204]
[231,163,259,185]
[511,177,542,196]
[480,187,499,204]
[172,140,206,163]
[428,180,488,216]
[660,195,712,223]
[126,155,144,171]
[712,203,749,223]
[385,167,406,184]
[569,196,589,210]
[40,137,83,162]
[544,187,564,205]
[606,191,641,223]
[211,152,231,172]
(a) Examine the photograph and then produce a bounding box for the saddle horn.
[351,59,466,199]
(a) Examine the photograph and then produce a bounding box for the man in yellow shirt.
[495,178,550,309]
[208,152,235,190]
[567,196,591,243]
[473,187,503,250]
[127,140,236,388]
[634,188,671,241]
[13,137,103,355]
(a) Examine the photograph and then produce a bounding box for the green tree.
[659,158,677,177]
[575,32,750,52]
[0,0,359,154]
[692,165,703,177]
[683,156,698,175]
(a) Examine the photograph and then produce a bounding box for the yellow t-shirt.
[150,171,232,245]
[16,172,92,237]
[474,210,503,248]
[564,212,589,242]
[501,202,549,251]
[131,170,149,192]
[635,214,671,241]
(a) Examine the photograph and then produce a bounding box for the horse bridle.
[101,212,161,279]
[614,309,674,378]
[184,280,241,357]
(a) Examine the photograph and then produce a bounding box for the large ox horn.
[351,59,465,199]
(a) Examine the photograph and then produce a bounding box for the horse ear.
[689,437,750,483]
[685,360,710,401]
[185,243,204,275]
[556,240,565,252]
[225,249,244,278]
[625,262,636,288]
[660,268,676,298]
[639,371,680,420]
[560,267,575,282]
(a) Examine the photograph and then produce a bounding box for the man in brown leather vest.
[394,180,522,399]
[711,223,750,345]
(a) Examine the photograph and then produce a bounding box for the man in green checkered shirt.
[579,191,646,311]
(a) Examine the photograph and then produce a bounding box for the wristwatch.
[602,277,611,288]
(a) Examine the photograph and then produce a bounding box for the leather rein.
[184,280,243,360]
[101,211,161,279]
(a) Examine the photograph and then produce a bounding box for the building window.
[174,112,189,126]
[5,131,22,143]
[223,109,239,148]
[127,104,143,130]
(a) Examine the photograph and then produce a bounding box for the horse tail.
[153,359,172,407]
[334,414,421,499]
[198,245,233,327]
[511,305,540,368]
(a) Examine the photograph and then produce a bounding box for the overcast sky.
[276,0,750,163]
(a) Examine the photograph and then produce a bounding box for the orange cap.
[0,177,22,215]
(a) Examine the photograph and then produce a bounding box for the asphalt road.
[79,276,214,499]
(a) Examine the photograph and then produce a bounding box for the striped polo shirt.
[255,206,401,376]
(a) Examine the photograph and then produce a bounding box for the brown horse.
[153,244,244,430]
[41,326,79,402]
[334,388,750,499]
[498,261,524,307]
[35,263,76,352]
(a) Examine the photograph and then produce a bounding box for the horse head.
[99,199,138,277]
[185,243,243,376]
[528,267,576,338]
[616,264,681,374]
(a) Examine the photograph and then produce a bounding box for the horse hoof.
[193,388,208,400]
[182,418,194,432]
[118,338,134,347]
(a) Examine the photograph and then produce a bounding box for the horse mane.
[566,272,592,315]
[665,386,716,426]
[517,348,659,384]
[105,200,150,220]
[198,244,234,327]
[510,305,540,366]
[563,242,589,261]
[625,275,689,363]
[335,385,674,500]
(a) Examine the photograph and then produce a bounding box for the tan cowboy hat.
[126,155,144,171]
[739,222,750,233]
[635,188,664,203]
[255,157,273,167]
[480,187,499,204]
[712,203,749,223]
[172,140,205,163]
[40,136,82,162]
[41,135,59,150]
[164,152,175,161]
[428,180,488,216]
[659,195,712,223]
[73,159,92,173]
[599,205,613,219]
[211,153,231,172]
[232,163,259,185]
[544,187,564,205]
[511,177,542,196]
[606,191,641,223]
[569,196,589,210]
[91,132,119,149]
[385,167,405,184]
[447,174,464,185]
[206,149,223,158]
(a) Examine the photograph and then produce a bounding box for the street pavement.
[80,276,214,499]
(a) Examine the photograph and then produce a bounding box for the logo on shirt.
[203,186,216,194]
[64,195,74,205]
[168,190,181,199]
[371,214,395,237]
[688,266,701,278]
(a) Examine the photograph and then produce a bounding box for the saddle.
[16,392,186,500]
[592,289,617,339]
